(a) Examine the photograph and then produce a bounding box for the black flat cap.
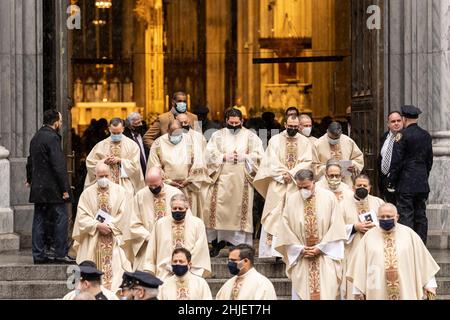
[119,271,135,289]
[79,265,103,281]
[401,105,422,119]
[130,271,163,289]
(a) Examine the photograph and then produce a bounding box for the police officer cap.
[119,271,135,289]
[130,271,163,289]
[79,265,104,281]
[401,105,422,119]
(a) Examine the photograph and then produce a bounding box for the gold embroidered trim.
[383,232,400,300]
[240,179,250,231]
[304,196,320,300]
[285,138,298,170]
[176,278,190,300]
[109,142,121,184]
[153,192,167,220]
[172,221,186,249]
[231,277,244,300]
[330,143,342,161]
[96,187,113,290]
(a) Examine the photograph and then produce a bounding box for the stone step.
[0,234,20,252]
[0,280,68,299]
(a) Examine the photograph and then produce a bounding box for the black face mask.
[286,128,298,137]
[182,125,191,131]
[227,261,240,275]
[355,187,369,200]
[379,219,395,231]
[149,186,162,195]
[227,123,242,133]
[172,211,186,221]
[132,125,143,133]
[172,264,189,277]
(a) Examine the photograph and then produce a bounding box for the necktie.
[382,135,395,175]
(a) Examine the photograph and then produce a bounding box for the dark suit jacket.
[387,124,433,193]
[26,126,70,203]
[124,127,150,175]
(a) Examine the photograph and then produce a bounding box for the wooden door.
[351,0,384,194]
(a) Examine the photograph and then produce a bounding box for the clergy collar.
[237,266,255,279]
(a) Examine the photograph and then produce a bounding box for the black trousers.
[32,203,68,261]
[396,192,429,243]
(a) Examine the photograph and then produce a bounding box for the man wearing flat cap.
[129,271,163,300]
[62,260,119,300]
[387,105,433,243]
[118,271,135,300]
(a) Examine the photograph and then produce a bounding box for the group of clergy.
[69,97,440,300]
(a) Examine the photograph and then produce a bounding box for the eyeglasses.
[327,174,341,179]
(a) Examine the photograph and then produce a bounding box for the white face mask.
[300,188,313,200]
[301,127,312,137]
[97,177,110,188]
[328,137,340,145]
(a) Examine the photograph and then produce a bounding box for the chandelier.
[95,0,112,9]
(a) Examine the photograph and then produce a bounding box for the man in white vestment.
[275,169,347,300]
[216,244,277,300]
[143,194,211,280]
[127,166,183,270]
[254,115,313,258]
[346,203,440,300]
[158,248,212,300]
[205,108,264,256]
[85,117,144,195]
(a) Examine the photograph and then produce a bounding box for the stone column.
[385,0,450,248]
[0,0,43,248]
[0,146,20,252]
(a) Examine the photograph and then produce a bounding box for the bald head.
[146,167,164,189]
[168,120,182,136]
[377,203,398,220]
[95,162,110,178]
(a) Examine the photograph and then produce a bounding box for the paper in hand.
[358,210,378,225]
[95,209,113,226]
[339,160,353,177]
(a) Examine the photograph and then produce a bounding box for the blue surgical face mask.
[175,102,187,113]
[111,133,123,142]
[227,259,244,276]
[169,134,183,145]
[379,219,395,231]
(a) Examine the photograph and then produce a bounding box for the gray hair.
[294,169,315,182]
[170,194,189,209]
[144,287,159,299]
[328,122,342,135]
[299,114,312,122]
[326,159,342,172]
[127,112,141,123]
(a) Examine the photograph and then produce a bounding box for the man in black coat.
[387,105,433,243]
[26,110,75,264]
[124,112,149,176]
[378,110,403,205]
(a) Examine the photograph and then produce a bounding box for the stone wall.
[384,0,450,248]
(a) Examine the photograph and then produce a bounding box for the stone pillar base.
[427,204,450,249]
